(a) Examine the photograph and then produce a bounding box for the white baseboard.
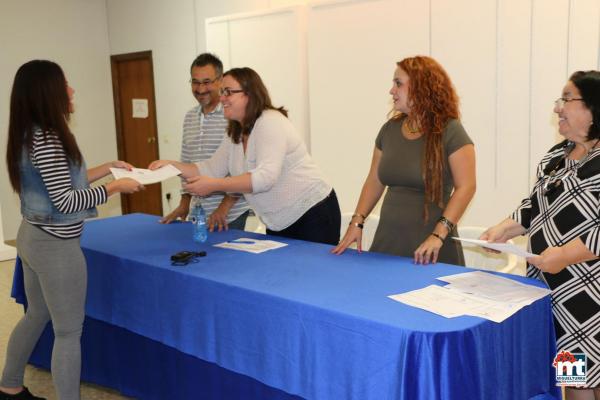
[0,244,16,261]
[0,204,16,261]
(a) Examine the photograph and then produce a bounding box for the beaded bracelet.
[352,213,367,221]
[350,222,364,229]
[430,232,445,243]
[438,216,455,233]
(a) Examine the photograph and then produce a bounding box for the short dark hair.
[190,53,223,77]
[223,67,287,144]
[570,70,600,140]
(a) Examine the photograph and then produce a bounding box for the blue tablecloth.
[12,213,560,399]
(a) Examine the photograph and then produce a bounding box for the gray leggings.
[1,220,86,400]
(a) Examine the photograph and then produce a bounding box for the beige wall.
[2,0,599,239]
[0,0,310,240]
[0,0,121,240]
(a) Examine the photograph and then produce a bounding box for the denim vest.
[19,147,98,224]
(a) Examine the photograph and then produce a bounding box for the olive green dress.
[369,116,473,265]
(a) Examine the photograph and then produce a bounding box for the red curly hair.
[393,56,460,220]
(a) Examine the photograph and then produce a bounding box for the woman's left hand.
[527,246,568,274]
[414,235,444,265]
[111,160,134,170]
[183,175,216,196]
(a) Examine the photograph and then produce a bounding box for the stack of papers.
[388,271,551,323]
[214,238,288,254]
[110,164,181,185]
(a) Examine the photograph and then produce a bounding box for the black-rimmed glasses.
[555,97,584,108]
[189,76,221,87]
[219,88,244,97]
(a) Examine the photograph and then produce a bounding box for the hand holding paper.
[110,160,134,171]
[452,237,536,258]
[110,164,181,185]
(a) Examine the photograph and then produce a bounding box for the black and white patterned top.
[26,129,107,239]
[512,139,600,388]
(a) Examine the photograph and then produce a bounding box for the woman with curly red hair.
[333,56,476,264]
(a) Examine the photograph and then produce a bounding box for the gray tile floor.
[0,258,131,400]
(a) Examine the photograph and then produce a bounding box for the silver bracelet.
[438,216,455,233]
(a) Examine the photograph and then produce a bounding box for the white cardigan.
[197,109,332,231]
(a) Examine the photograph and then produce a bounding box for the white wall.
[308,0,599,228]
[0,0,296,240]
[105,0,308,216]
[2,0,599,239]
[105,0,199,214]
[206,6,310,147]
[202,0,600,228]
[308,0,430,216]
[0,0,121,240]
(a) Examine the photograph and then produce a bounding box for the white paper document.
[388,271,551,323]
[437,271,551,305]
[214,238,288,254]
[388,285,519,322]
[110,165,181,185]
[452,237,537,258]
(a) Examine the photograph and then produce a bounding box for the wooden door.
[110,51,162,215]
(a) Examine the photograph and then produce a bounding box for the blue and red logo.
[553,350,587,386]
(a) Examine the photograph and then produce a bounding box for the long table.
[11,213,560,399]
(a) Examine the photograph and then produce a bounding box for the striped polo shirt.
[181,103,249,222]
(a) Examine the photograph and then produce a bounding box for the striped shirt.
[181,104,249,222]
[25,129,108,239]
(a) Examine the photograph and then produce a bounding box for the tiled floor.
[0,258,131,400]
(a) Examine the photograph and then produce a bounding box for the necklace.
[542,139,600,196]
[403,119,420,135]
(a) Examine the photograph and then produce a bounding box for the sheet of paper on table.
[437,270,550,305]
[214,238,288,254]
[452,237,536,258]
[110,164,181,185]
[388,271,551,323]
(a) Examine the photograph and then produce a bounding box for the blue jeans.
[267,190,341,245]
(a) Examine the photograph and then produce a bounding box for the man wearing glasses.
[160,53,249,230]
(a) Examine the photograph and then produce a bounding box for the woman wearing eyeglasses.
[150,67,340,245]
[332,56,476,265]
[482,70,600,396]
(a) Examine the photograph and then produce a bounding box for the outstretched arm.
[332,147,385,255]
[88,160,134,183]
[183,173,253,196]
[148,160,200,179]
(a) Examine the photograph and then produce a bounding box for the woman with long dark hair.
[1,60,142,400]
[150,67,341,245]
[332,56,476,264]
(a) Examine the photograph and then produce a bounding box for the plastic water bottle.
[190,203,208,243]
